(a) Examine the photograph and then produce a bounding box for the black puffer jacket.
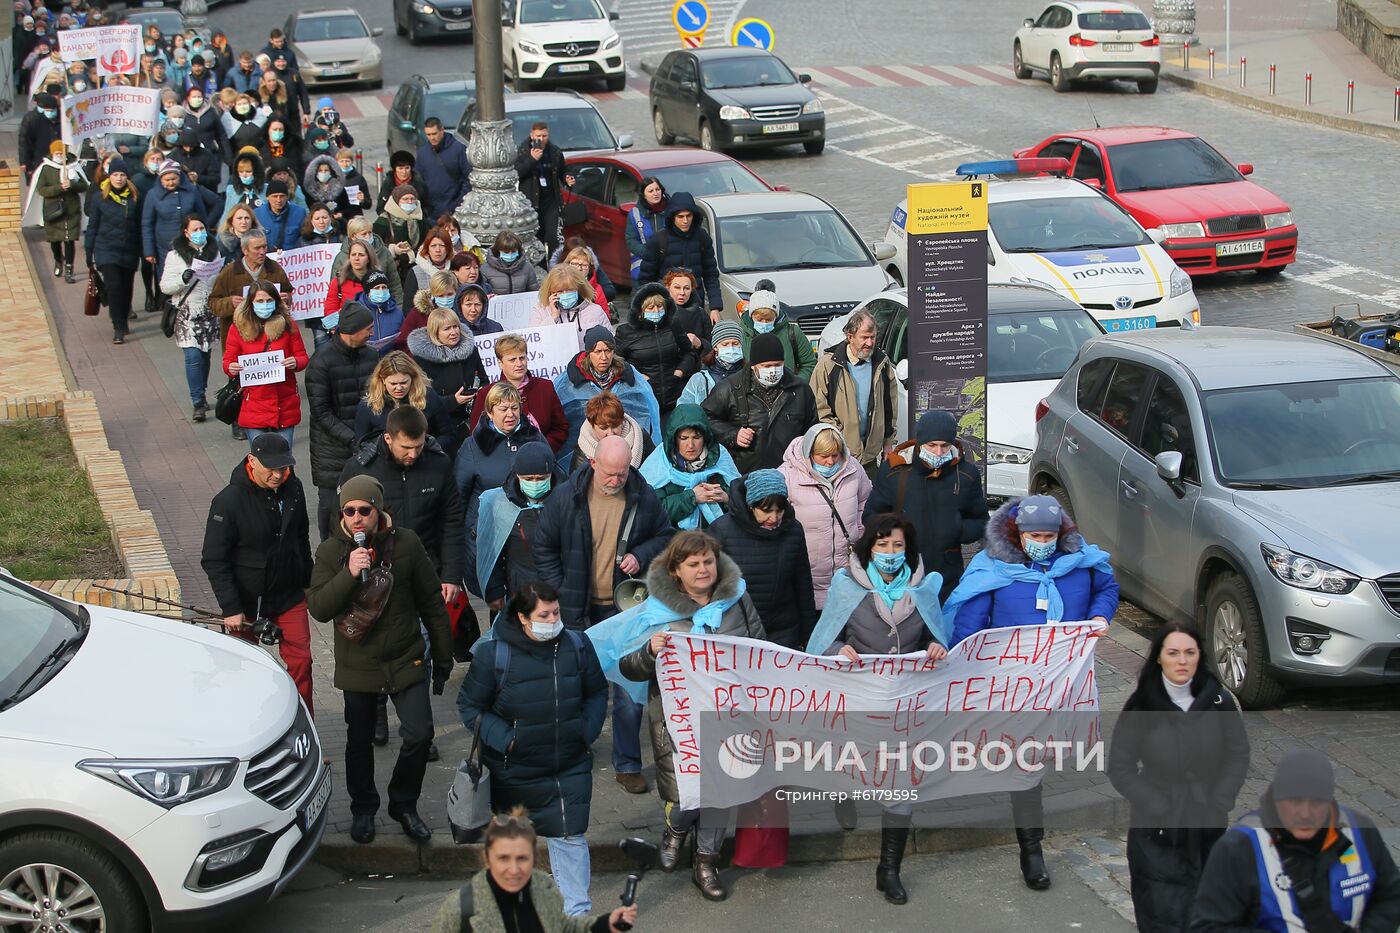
[701,366,818,474]
[708,475,817,649]
[456,616,608,838]
[200,460,313,619]
[406,326,490,456]
[84,181,143,270]
[171,127,222,193]
[304,333,378,489]
[613,283,697,414]
[637,191,723,311]
[338,436,465,584]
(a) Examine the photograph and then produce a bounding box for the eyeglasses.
[341,506,375,517]
[568,262,590,273]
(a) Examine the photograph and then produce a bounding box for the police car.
[881,158,1199,332]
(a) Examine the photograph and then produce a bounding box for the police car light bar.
[955,158,1071,178]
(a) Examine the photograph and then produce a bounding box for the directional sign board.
[731,17,775,50]
[672,0,709,34]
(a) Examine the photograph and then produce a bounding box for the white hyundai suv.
[0,573,327,931]
[1013,1,1161,94]
[504,0,626,92]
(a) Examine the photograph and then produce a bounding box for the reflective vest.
[1234,806,1377,932]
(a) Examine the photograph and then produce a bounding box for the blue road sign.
[673,0,709,34]
[731,17,775,50]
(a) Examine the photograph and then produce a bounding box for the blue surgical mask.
[314,224,332,235]
[556,291,579,310]
[316,169,332,183]
[39,108,57,120]
[753,320,775,334]
[238,172,254,185]
[717,344,743,365]
[499,250,519,263]
[871,551,905,575]
[368,287,390,305]
[314,140,330,151]
[252,300,276,319]
[529,620,564,640]
[269,129,284,142]
[920,447,956,470]
[189,229,208,247]
[813,460,840,478]
[163,132,180,145]
[451,233,462,248]
[643,309,664,323]
[1023,537,1058,563]
[519,477,551,500]
[433,295,456,309]
[168,117,183,127]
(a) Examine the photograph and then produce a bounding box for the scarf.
[941,543,1115,635]
[676,447,708,472]
[639,442,739,529]
[806,567,947,656]
[101,178,133,204]
[867,560,912,610]
[577,416,645,467]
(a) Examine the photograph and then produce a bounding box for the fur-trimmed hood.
[983,497,1084,565]
[302,154,344,204]
[405,324,478,363]
[627,281,677,327]
[644,548,745,617]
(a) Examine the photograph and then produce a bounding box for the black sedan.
[393,0,474,45]
[649,47,825,155]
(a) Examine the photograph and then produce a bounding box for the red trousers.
[234,601,314,718]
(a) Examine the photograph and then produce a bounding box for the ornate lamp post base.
[454,119,544,265]
[1153,0,1198,47]
[180,0,209,35]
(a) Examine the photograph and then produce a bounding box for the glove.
[181,268,194,284]
[432,672,448,696]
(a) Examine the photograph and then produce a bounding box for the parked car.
[387,75,499,155]
[819,285,1105,500]
[455,91,632,155]
[1030,326,1400,707]
[393,0,474,45]
[285,8,384,89]
[561,147,776,285]
[1013,1,1161,94]
[0,571,327,928]
[503,0,625,92]
[649,47,826,155]
[696,190,894,336]
[1014,127,1297,277]
[119,8,190,39]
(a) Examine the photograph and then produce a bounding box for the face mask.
[368,288,390,305]
[1023,538,1058,563]
[39,108,57,120]
[400,201,419,215]
[314,224,331,235]
[316,170,332,183]
[188,96,203,109]
[238,173,254,185]
[269,129,284,142]
[920,447,956,470]
[451,233,461,248]
[189,229,208,247]
[311,140,329,152]
[236,104,251,115]
[717,344,743,365]
[163,132,180,145]
[252,300,276,319]
[433,295,456,310]
[643,309,664,324]
[754,365,783,387]
[753,320,775,334]
[871,551,905,575]
[498,250,519,263]
[338,163,354,175]
[71,81,87,92]
[519,476,551,500]
[529,620,564,640]
[556,291,579,310]
[146,162,159,175]
[813,461,840,478]
[145,43,156,52]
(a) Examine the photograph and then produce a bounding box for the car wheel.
[407,16,420,45]
[887,264,904,287]
[699,120,717,152]
[395,9,405,35]
[652,108,675,145]
[606,74,626,92]
[803,138,825,155]
[1050,53,1071,93]
[0,831,148,933]
[1042,481,1075,521]
[1206,571,1284,709]
[1137,77,1159,94]
[1013,42,1032,79]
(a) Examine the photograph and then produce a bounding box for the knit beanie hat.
[583,324,616,351]
[749,333,784,366]
[512,441,553,478]
[339,474,384,510]
[265,178,289,196]
[1270,749,1335,801]
[748,289,778,312]
[743,469,787,505]
[364,270,390,293]
[915,410,957,444]
[106,157,130,176]
[711,320,742,347]
[391,183,417,201]
[1014,495,1063,533]
[337,301,373,334]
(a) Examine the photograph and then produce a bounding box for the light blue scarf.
[638,444,740,529]
[941,543,1115,637]
[866,560,911,609]
[805,568,946,656]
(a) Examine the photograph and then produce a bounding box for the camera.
[249,616,283,646]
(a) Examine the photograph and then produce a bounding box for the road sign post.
[673,0,709,48]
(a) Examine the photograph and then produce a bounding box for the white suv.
[504,0,626,92]
[0,573,327,930]
[1013,1,1161,94]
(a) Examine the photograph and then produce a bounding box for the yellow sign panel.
[905,182,988,235]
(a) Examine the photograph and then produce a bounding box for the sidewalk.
[1162,0,1400,141]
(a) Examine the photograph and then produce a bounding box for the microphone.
[353,532,369,582]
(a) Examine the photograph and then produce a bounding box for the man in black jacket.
[514,121,574,258]
[19,93,62,182]
[201,434,315,712]
[1191,748,1400,933]
[305,302,378,541]
[637,191,723,321]
[702,333,817,474]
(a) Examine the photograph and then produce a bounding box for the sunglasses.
[341,505,375,517]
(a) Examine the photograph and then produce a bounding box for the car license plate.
[299,769,331,832]
[445,22,472,30]
[1103,314,1156,332]
[558,63,591,73]
[1104,42,1135,52]
[1217,238,1265,257]
[321,71,351,79]
[762,122,800,134]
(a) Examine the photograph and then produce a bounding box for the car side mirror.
[400,120,415,130]
[1024,17,1036,27]
[1155,450,1186,496]
[371,26,384,37]
[895,359,909,386]
[679,80,697,95]
[772,183,790,191]
[872,242,897,262]
[1237,163,1254,176]
[609,10,621,20]
[799,73,812,84]
[617,133,634,149]
[1146,227,1167,245]
[1081,177,1102,189]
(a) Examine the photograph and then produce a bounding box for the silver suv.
[1030,326,1400,707]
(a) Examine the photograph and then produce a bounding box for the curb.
[1161,70,1400,143]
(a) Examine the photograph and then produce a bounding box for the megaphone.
[613,577,648,608]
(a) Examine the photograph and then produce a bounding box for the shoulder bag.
[214,337,269,425]
[334,530,397,642]
[83,267,104,317]
[815,484,855,555]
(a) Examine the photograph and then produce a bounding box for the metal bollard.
[355,149,364,175]
[1208,48,1216,79]
[1184,40,1191,71]
[1347,80,1355,114]
[375,161,384,202]
[1269,64,1276,96]
[1240,57,1247,88]
[1305,73,1312,106]
[1394,87,1400,121]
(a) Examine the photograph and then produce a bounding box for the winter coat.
[185,104,230,165]
[207,258,293,330]
[373,198,426,254]
[83,180,142,269]
[301,154,352,219]
[554,351,662,460]
[331,234,406,307]
[407,325,490,456]
[159,241,221,352]
[306,514,454,694]
[353,391,454,450]
[223,66,262,94]
[304,333,379,490]
[363,295,407,355]
[415,133,472,217]
[339,436,465,583]
[171,130,221,192]
[223,111,267,163]
[618,553,764,802]
[336,165,371,220]
[528,299,611,351]
[34,158,88,243]
[637,191,723,312]
[647,404,732,529]
[821,563,936,656]
[222,315,309,430]
[624,200,666,279]
[200,460,312,619]
[466,477,548,602]
[141,177,218,261]
[374,170,430,215]
[739,307,817,383]
[17,109,60,176]
[709,475,817,649]
[429,870,607,933]
[613,283,698,413]
[533,465,675,630]
[678,359,744,409]
[411,255,454,299]
[514,139,567,209]
[456,618,607,838]
[947,499,1119,645]
[225,147,267,211]
[810,341,899,466]
[671,299,713,360]
[866,440,990,603]
[323,274,366,319]
[480,252,542,296]
[455,416,550,537]
[778,429,871,608]
[468,377,569,453]
[701,366,818,474]
[258,138,305,185]
[254,200,307,251]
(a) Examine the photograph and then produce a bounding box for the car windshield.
[424,88,474,126]
[989,308,1104,382]
[124,12,183,34]
[652,163,768,197]
[990,195,1150,252]
[498,108,616,151]
[716,209,871,273]
[701,56,797,89]
[293,14,367,42]
[1203,377,1400,487]
[0,578,84,708]
[1109,138,1242,192]
[1078,11,1152,29]
[520,0,604,24]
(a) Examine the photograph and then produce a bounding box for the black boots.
[63,262,75,284]
[350,814,375,844]
[1010,786,1051,890]
[659,824,689,872]
[875,827,910,904]
[373,698,389,746]
[692,852,726,901]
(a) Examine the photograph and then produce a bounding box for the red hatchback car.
[561,147,776,286]
[1015,127,1297,276]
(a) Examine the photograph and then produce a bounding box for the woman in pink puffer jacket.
[778,423,872,609]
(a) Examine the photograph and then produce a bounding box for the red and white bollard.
[1181,39,1191,71]
[1239,57,1247,88]
[1208,48,1216,79]
[1305,72,1312,106]
[1346,80,1355,114]
[1268,64,1276,96]
[1394,87,1400,121]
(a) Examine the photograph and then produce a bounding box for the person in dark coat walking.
[455,382,551,543]
[514,121,573,258]
[254,178,307,251]
[84,158,144,343]
[18,92,61,181]
[1109,622,1250,933]
[642,403,736,530]
[457,580,608,917]
[142,159,218,280]
[480,230,542,296]
[201,435,315,713]
[170,125,220,193]
[415,117,472,218]
[352,350,453,447]
[34,141,87,282]
[304,303,379,540]
[375,150,432,215]
[467,441,556,608]
[863,410,988,602]
[701,333,818,474]
[407,306,490,456]
[637,191,723,320]
[708,470,816,650]
[614,282,697,416]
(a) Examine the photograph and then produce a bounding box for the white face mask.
[529,620,564,640]
[754,364,783,387]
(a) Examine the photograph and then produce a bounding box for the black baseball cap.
[250,433,295,469]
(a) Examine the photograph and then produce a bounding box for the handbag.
[163,279,198,339]
[42,198,64,224]
[83,268,103,317]
[560,195,589,227]
[446,719,493,844]
[213,377,243,424]
[333,531,397,642]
